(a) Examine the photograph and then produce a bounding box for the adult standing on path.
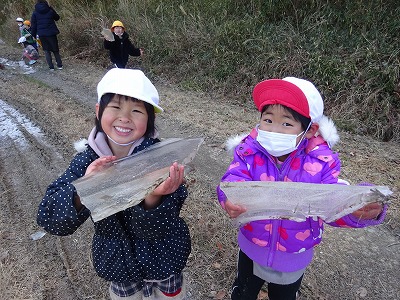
[30,0,63,71]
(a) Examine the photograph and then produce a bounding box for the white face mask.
[256,128,305,157]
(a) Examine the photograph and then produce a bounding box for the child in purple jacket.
[216,77,387,300]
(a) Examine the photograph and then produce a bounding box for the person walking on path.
[30,0,63,70]
[103,20,144,69]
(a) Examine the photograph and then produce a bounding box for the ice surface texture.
[74,138,203,222]
[220,181,392,226]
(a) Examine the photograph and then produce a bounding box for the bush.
[1,0,399,141]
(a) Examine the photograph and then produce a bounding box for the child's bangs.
[262,104,311,130]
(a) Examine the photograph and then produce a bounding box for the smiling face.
[96,94,148,154]
[113,26,124,36]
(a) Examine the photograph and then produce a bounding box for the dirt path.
[1,40,399,300]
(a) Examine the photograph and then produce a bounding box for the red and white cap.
[252,77,324,122]
[253,77,339,147]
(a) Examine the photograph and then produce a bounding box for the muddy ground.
[0,40,399,300]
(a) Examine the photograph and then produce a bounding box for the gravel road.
[1,40,399,300]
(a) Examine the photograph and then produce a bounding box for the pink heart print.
[228,162,240,170]
[244,224,253,232]
[276,242,287,251]
[331,170,340,178]
[264,223,272,232]
[252,238,268,247]
[304,162,323,176]
[290,157,301,170]
[254,155,265,166]
[295,230,310,241]
[260,173,275,181]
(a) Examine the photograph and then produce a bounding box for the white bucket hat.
[97,68,163,113]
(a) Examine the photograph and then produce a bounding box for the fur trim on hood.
[314,115,339,148]
[225,133,248,155]
[224,115,339,154]
[74,139,88,153]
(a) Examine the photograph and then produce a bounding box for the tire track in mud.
[1,50,115,298]
[0,99,82,299]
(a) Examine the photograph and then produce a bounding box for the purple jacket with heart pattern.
[216,128,386,272]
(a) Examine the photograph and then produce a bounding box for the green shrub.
[1,0,399,141]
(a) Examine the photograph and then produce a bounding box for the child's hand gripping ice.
[224,199,247,219]
[85,155,117,175]
[352,202,383,220]
[144,162,185,209]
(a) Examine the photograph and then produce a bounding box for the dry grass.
[2,0,399,142]
[0,33,398,300]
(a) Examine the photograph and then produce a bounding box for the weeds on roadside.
[1,0,399,141]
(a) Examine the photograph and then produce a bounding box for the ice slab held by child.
[74,138,203,222]
[101,28,115,41]
[220,181,392,226]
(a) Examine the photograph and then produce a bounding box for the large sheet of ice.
[74,138,203,222]
[219,181,392,226]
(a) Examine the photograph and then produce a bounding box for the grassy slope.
[1,0,399,142]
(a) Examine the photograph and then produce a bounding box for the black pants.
[231,250,303,300]
[40,35,62,69]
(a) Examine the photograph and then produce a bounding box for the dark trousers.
[44,50,62,69]
[231,250,303,300]
[40,35,62,69]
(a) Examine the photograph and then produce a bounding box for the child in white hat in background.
[103,20,144,69]
[217,77,387,300]
[16,17,24,36]
[37,68,190,299]
[18,36,39,65]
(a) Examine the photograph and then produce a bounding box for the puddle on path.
[0,57,36,74]
[0,98,44,148]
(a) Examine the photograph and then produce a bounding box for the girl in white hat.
[37,68,190,300]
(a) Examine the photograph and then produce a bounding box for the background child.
[16,17,24,35]
[21,20,39,51]
[103,20,144,69]
[37,68,191,299]
[217,77,387,300]
[18,36,39,65]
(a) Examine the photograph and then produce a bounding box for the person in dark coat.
[30,0,63,70]
[103,20,143,69]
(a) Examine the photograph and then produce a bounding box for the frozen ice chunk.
[219,181,392,226]
[101,28,115,41]
[74,138,203,222]
[30,231,46,240]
